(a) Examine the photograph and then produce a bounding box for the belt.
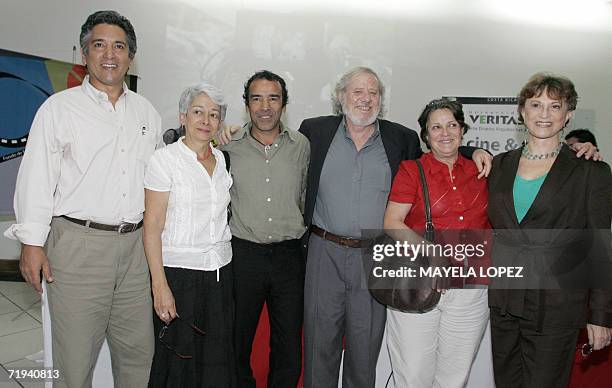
[60,215,143,234]
[232,236,301,247]
[310,225,370,248]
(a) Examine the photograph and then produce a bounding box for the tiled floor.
[0,281,44,388]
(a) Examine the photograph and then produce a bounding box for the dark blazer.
[297,115,422,227]
[488,144,612,328]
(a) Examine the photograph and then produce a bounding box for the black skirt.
[148,263,236,388]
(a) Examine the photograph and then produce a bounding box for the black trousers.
[490,307,580,388]
[232,237,305,388]
[149,264,236,388]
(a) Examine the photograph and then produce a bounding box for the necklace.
[521,142,562,160]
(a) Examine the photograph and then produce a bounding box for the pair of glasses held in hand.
[157,314,206,359]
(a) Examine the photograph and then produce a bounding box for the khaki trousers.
[45,217,153,388]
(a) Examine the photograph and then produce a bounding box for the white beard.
[342,101,379,127]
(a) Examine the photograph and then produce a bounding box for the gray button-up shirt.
[312,119,391,238]
[221,124,310,243]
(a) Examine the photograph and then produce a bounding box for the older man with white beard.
[298,67,491,388]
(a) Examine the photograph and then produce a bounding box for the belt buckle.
[117,222,134,234]
[342,237,357,247]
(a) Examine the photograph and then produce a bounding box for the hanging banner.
[0,48,137,216]
[446,96,524,156]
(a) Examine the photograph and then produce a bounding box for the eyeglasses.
[158,314,206,359]
[577,343,593,359]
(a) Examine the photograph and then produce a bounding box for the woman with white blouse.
[144,83,235,387]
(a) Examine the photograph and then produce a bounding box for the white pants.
[386,288,489,388]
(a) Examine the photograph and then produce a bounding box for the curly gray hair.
[331,66,386,118]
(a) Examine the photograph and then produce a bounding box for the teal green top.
[513,174,547,223]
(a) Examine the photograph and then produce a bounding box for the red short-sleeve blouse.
[389,152,491,285]
[389,152,490,230]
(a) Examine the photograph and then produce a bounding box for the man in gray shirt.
[298,67,491,387]
[222,70,310,387]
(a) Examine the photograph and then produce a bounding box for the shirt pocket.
[363,156,392,194]
[136,128,158,163]
[68,123,114,174]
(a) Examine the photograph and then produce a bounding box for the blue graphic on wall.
[0,55,53,162]
[0,49,137,216]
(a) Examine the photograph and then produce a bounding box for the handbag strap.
[415,160,435,241]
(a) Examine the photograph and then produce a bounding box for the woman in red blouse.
[383,98,490,388]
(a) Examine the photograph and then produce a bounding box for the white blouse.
[144,138,232,271]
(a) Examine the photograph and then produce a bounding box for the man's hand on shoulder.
[571,142,603,161]
[586,323,612,351]
[216,124,242,145]
[20,244,53,294]
[472,149,493,179]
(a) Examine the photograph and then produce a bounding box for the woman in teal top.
[487,73,612,388]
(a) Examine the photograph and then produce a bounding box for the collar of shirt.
[233,122,297,143]
[81,74,129,105]
[339,117,381,144]
[280,123,299,142]
[177,136,215,160]
[239,123,293,156]
[422,151,470,176]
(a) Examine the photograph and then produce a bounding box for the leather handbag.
[369,160,441,313]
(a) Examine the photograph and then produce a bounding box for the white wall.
[1,0,610,153]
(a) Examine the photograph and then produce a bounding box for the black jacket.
[487,144,612,328]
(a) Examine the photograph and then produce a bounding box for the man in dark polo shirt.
[221,70,310,387]
[298,66,492,388]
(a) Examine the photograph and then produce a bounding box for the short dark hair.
[417,98,469,149]
[80,10,137,59]
[517,72,578,122]
[242,70,288,107]
[565,128,597,147]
